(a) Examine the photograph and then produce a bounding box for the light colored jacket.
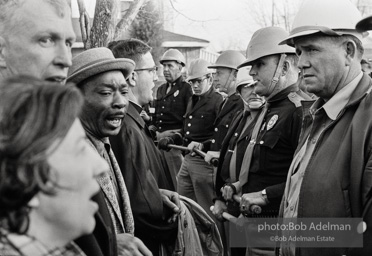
[173,196,224,256]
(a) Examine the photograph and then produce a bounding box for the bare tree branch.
[168,0,218,23]
[114,0,149,40]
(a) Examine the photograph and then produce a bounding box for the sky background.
[71,0,372,53]
[167,0,300,51]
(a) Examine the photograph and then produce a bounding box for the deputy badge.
[174,90,179,97]
[267,115,278,131]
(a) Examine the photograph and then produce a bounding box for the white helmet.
[236,67,255,92]
[236,67,265,110]
[208,50,246,70]
[238,27,295,69]
[280,0,367,46]
[187,59,212,81]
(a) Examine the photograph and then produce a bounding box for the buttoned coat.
[204,93,244,151]
[182,87,223,145]
[153,76,192,132]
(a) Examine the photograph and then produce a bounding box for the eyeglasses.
[134,66,158,74]
[188,77,208,85]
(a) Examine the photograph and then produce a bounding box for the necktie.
[238,103,269,187]
[166,83,172,94]
[229,111,250,182]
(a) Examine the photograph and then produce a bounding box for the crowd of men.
[0,0,372,256]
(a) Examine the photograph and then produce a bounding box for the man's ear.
[345,40,357,66]
[0,37,7,68]
[281,60,290,76]
[127,71,137,87]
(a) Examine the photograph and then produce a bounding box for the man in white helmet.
[186,50,246,255]
[278,0,372,255]
[159,59,224,227]
[189,50,246,163]
[220,26,310,256]
[211,67,265,255]
[152,49,193,188]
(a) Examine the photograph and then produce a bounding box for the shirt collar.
[129,100,143,113]
[310,72,363,120]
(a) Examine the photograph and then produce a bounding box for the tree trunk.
[114,0,149,40]
[89,0,119,48]
[77,0,90,49]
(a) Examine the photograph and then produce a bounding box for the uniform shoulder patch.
[287,92,304,108]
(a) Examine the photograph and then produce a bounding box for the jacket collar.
[186,86,215,115]
[267,84,299,104]
[126,101,145,129]
[344,72,372,109]
[310,72,363,121]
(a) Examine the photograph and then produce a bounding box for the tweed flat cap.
[67,47,135,85]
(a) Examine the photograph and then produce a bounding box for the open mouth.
[106,118,122,128]
[46,77,66,84]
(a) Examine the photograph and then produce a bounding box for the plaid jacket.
[0,229,86,256]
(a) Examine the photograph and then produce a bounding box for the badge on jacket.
[267,115,278,131]
[174,90,179,97]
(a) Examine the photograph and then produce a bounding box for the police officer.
[223,27,310,256]
[212,67,265,255]
[152,49,193,188]
[193,51,246,160]
[160,59,223,219]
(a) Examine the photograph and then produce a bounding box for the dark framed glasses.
[188,76,208,85]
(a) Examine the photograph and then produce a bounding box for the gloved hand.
[158,137,174,151]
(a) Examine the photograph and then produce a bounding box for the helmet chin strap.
[243,97,266,110]
[222,69,234,94]
[267,53,287,101]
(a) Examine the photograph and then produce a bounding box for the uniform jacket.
[110,102,177,255]
[278,73,372,256]
[182,86,224,145]
[174,196,223,256]
[153,76,193,132]
[215,109,261,200]
[203,93,244,152]
[241,85,310,215]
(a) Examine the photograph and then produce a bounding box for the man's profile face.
[43,119,108,240]
[1,0,76,84]
[134,52,158,106]
[249,55,279,97]
[80,71,129,138]
[213,67,234,94]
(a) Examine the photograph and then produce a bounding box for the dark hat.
[67,47,135,85]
